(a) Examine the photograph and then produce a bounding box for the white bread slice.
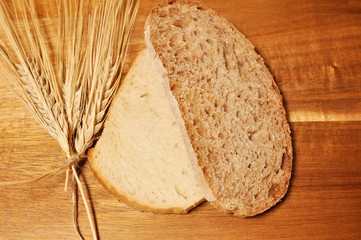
[88,49,213,213]
[145,0,293,216]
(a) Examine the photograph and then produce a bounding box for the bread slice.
[145,0,293,216]
[88,49,214,213]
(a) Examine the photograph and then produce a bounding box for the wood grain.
[1,0,361,239]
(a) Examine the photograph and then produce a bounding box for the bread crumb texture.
[89,50,207,213]
[148,0,292,216]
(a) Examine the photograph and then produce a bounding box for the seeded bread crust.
[145,0,292,216]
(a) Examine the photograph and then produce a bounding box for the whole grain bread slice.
[145,0,293,216]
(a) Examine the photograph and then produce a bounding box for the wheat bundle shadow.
[0,0,139,239]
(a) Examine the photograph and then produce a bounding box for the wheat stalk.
[0,0,139,239]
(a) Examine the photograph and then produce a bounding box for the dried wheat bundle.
[0,0,139,239]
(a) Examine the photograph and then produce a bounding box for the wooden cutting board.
[1,0,361,239]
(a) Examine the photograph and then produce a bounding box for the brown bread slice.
[145,0,293,216]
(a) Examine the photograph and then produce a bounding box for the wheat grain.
[16,63,58,138]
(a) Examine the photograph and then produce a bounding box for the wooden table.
[1,0,361,239]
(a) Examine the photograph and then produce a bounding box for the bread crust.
[145,0,293,216]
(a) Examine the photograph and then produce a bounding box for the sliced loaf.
[145,0,293,216]
[88,49,213,213]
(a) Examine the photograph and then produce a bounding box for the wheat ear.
[74,0,139,155]
[0,1,71,154]
[0,0,139,239]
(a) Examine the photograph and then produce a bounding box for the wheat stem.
[72,164,97,240]
[64,168,70,192]
[0,164,69,187]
